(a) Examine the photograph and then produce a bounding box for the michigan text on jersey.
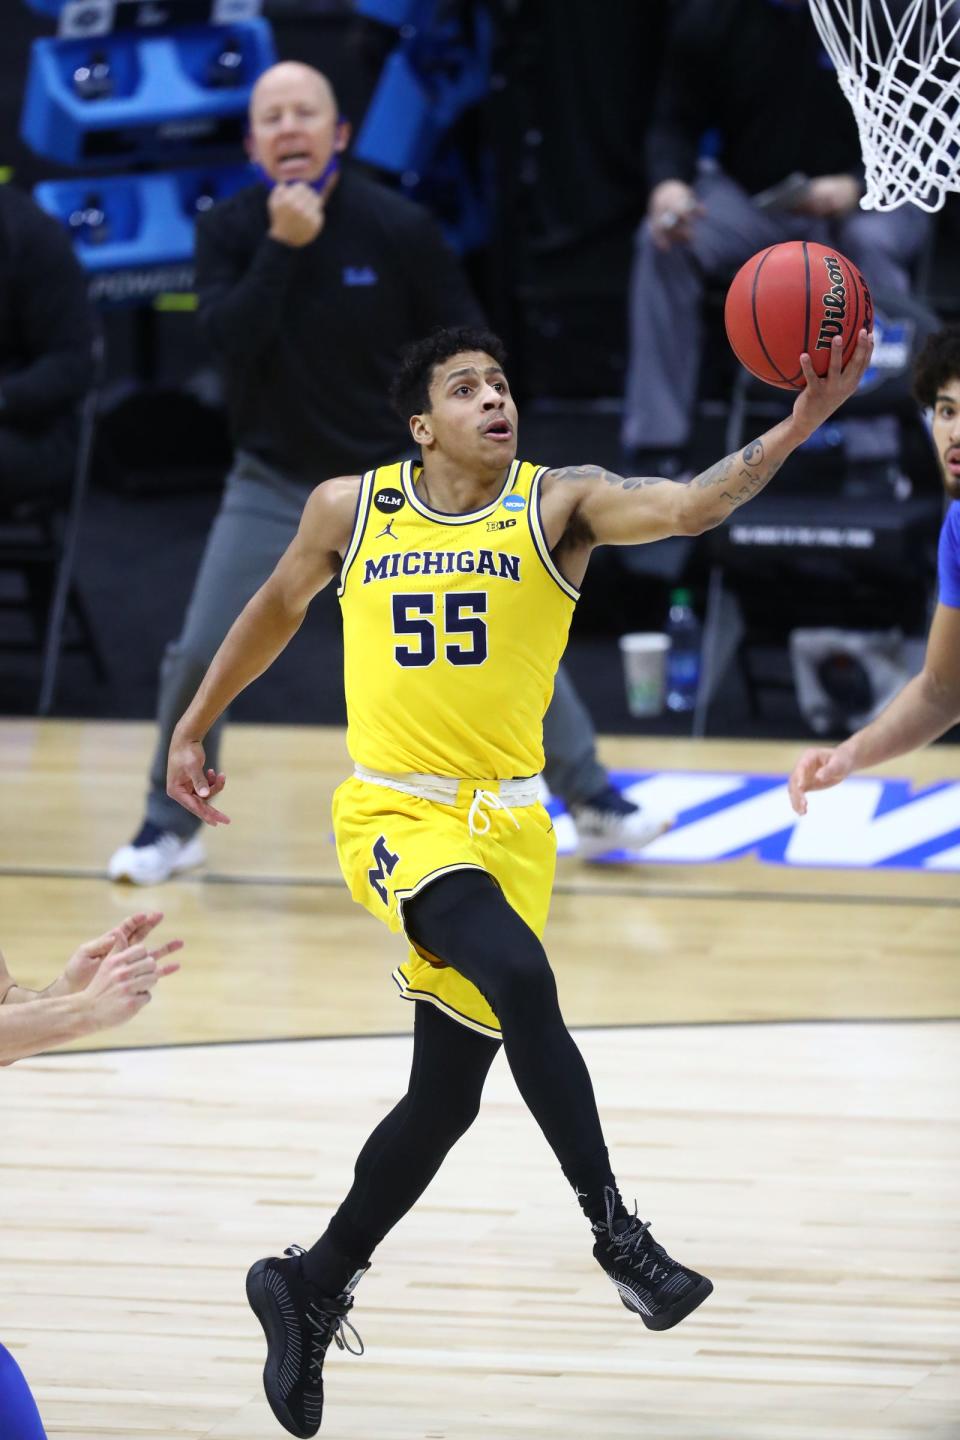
[363,550,522,583]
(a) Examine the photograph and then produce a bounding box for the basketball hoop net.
[807,0,960,212]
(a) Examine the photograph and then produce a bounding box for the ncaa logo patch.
[374,488,405,514]
[502,494,526,513]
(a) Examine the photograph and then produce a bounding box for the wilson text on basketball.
[815,256,847,349]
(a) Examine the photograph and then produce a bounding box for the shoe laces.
[580,785,638,820]
[305,1296,364,1368]
[283,1246,365,1371]
[598,1186,671,1283]
[131,820,196,854]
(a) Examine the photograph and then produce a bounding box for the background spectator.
[0,184,96,513]
[622,0,932,495]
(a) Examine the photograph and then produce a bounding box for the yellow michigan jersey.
[338,458,579,779]
[332,458,580,1036]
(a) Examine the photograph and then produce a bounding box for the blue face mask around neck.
[250,118,346,192]
[251,151,341,192]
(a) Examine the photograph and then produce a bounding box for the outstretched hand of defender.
[63,911,183,993]
[82,937,181,1029]
[792,329,874,436]
[787,745,854,815]
[166,737,230,825]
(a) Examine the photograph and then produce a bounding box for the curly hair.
[389,326,508,421]
[912,324,960,409]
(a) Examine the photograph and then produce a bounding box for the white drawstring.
[468,788,521,837]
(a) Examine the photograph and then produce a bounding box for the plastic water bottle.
[193,179,217,215]
[67,194,110,247]
[665,588,702,713]
[73,52,113,102]
[206,36,245,88]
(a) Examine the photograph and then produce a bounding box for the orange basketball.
[724,240,873,390]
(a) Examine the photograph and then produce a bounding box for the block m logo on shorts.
[368,834,400,904]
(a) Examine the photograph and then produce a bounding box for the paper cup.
[618,632,669,718]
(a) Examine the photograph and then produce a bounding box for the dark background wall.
[2,0,958,742]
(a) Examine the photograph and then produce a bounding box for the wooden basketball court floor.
[1,718,958,1440]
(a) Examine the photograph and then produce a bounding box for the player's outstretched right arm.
[558,332,874,550]
[167,477,360,825]
[788,601,960,814]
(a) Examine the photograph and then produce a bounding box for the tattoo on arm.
[546,463,669,549]
[551,463,667,492]
[694,440,783,510]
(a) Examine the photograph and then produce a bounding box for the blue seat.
[34,164,252,275]
[21,21,276,168]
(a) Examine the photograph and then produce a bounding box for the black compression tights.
[310,870,616,1287]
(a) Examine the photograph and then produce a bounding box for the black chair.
[0,334,107,714]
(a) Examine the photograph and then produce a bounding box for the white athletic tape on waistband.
[353,765,540,835]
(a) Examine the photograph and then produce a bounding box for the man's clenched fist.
[268,182,324,248]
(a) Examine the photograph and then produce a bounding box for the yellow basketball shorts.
[332,775,557,1038]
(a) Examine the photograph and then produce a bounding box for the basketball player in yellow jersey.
[166,324,872,1438]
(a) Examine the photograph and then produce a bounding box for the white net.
[807,0,960,211]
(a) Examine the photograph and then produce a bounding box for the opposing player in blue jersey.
[790,325,960,812]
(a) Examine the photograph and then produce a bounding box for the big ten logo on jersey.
[487,517,517,532]
[368,834,399,904]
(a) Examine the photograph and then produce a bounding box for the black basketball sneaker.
[245,1243,367,1437]
[592,1188,713,1331]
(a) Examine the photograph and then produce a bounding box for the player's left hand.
[791,329,874,436]
[787,745,855,815]
[167,736,230,826]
